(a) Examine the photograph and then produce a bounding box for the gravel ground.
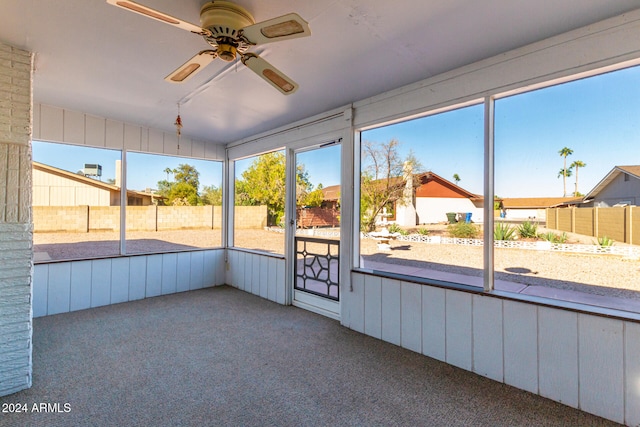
[34,228,640,301]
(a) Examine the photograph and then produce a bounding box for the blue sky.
[32,143,223,191]
[33,64,639,198]
[363,64,640,198]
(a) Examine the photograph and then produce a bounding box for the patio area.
[0,286,619,426]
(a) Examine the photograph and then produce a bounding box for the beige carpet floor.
[0,286,620,427]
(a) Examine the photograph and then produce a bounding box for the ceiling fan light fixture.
[115,1,180,25]
[217,44,237,62]
[261,20,304,38]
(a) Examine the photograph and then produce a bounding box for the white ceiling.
[1,0,639,146]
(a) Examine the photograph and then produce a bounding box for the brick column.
[0,42,33,396]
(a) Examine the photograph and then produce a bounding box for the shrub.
[539,231,568,243]
[387,223,402,233]
[417,227,429,236]
[494,222,516,241]
[595,235,614,247]
[448,222,480,238]
[517,221,538,239]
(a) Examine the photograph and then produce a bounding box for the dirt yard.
[34,228,640,303]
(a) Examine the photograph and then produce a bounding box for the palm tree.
[558,147,573,196]
[570,160,586,196]
[453,173,461,185]
[558,167,573,196]
[164,167,173,181]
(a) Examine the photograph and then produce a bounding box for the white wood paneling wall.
[32,103,225,160]
[338,10,640,427]
[225,249,286,305]
[346,272,639,425]
[33,250,225,317]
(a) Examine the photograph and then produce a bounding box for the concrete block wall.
[34,205,228,233]
[549,206,640,244]
[598,207,626,242]
[126,205,156,231]
[88,206,120,232]
[573,207,594,237]
[0,43,33,397]
[33,205,88,232]
[234,205,268,229]
[156,205,215,230]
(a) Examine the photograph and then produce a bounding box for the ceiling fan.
[106,0,311,94]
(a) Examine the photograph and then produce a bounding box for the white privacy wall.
[32,250,225,318]
[225,250,286,305]
[343,273,640,425]
[0,43,33,397]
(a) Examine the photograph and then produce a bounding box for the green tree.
[173,164,200,190]
[157,163,201,205]
[201,185,222,205]
[453,173,461,185]
[168,181,198,206]
[360,139,423,232]
[570,160,586,196]
[301,183,324,207]
[558,147,573,196]
[235,152,312,226]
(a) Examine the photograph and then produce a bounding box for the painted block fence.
[547,206,640,245]
[33,205,266,232]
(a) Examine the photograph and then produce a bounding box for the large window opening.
[32,142,223,261]
[358,104,485,285]
[125,152,223,254]
[357,63,640,314]
[233,150,286,254]
[32,142,122,261]
[494,64,640,311]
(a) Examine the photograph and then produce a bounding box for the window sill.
[353,267,640,323]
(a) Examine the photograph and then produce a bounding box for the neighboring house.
[321,172,484,226]
[319,184,340,210]
[413,172,484,225]
[499,197,582,220]
[582,165,640,207]
[32,161,158,206]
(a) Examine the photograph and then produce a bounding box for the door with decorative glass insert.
[292,143,341,319]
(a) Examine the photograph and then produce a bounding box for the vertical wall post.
[483,97,495,292]
[0,43,33,396]
[119,150,127,255]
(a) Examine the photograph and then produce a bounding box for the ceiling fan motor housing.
[200,1,254,40]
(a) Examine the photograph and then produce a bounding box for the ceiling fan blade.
[165,50,218,83]
[106,0,210,36]
[241,53,298,95]
[240,13,310,45]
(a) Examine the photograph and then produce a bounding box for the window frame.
[352,61,640,319]
[32,143,225,262]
